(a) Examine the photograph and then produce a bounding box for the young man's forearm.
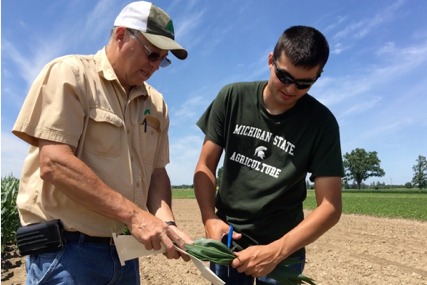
[194,164,217,222]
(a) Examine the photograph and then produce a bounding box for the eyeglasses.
[272,58,320,89]
[128,29,171,68]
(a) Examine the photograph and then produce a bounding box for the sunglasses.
[272,58,320,89]
[128,29,171,68]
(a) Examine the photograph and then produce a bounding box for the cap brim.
[142,33,187,60]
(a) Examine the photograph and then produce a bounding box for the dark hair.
[273,26,329,70]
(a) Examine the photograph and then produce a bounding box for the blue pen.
[227,225,233,277]
[227,225,233,248]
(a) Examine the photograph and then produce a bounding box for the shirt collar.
[95,47,117,81]
[95,47,148,98]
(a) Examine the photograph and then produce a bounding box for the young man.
[194,26,344,284]
[12,2,191,284]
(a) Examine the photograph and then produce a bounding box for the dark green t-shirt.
[197,81,344,257]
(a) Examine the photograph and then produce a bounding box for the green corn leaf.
[185,238,235,265]
[268,263,316,285]
[193,238,236,255]
[184,238,316,284]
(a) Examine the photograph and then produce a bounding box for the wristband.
[165,221,177,227]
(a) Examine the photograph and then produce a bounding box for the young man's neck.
[262,84,297,115]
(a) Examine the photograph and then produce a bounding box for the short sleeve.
[308,122,344,181]
[12,59,86,148]
[196,86,229,148]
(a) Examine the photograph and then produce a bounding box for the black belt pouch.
[16,219,65,256]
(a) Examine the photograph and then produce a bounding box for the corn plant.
[185,238,316,285]
[1,175,20,251]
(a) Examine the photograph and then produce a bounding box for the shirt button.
[136,182,140,187]
[127,129,130,134]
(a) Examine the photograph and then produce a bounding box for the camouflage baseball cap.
[114,1,187,60]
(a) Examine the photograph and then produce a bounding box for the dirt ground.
[2,199,427,285]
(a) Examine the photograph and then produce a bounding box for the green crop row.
[172,189,427,221]
[1,175,20,251]
[304,190,427,221]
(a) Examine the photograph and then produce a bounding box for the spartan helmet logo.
[254,146,268,160]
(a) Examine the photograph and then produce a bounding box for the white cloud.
[324,15,348,33]
[81,0,118,42]
[187,0,199,10]
[333,0,405,40]
[315,39,427,108]
[1,132,28,178]
[1,39,64,91]
[18,19,27,29]
[2,69,12,78]
[243,48,271,81]
[377,42,396,54]
[166,135,205,185]
[313,76,370,107]
[360,118,415,140]
[331,42,352,55]
[340,97,382,117]
[170,94,211,126]
[174,9,207,50]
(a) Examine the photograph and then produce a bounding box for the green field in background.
[172,189,197,199]
[305,190,427,221]
[172,189,427,221]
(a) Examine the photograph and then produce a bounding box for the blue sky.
[2,0,427,186]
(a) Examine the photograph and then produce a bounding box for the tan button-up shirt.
[12,48,169,236]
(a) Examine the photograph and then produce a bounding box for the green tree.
[404,182,412,189]
[343,148,385,190]
[216,166,223,189]
[342,179,350,189]
[412,155,427,189]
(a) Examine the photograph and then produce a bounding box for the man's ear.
[268,52,274,69]
[114,26,127,47]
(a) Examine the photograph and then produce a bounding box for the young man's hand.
[231,244,281,278]
[204,217,242,242]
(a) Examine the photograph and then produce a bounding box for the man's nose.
[283,82,297,93]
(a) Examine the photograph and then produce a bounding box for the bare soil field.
[2,199,427,285]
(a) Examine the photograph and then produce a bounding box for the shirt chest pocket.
[85,108,123,157]
[140,115,161,165]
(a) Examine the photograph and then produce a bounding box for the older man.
[12,2,191,284]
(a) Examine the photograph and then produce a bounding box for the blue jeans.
[210,255,305,285]
[25,238,140,285]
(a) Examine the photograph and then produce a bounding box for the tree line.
[342,149,426,190]
[181,149,426,190]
